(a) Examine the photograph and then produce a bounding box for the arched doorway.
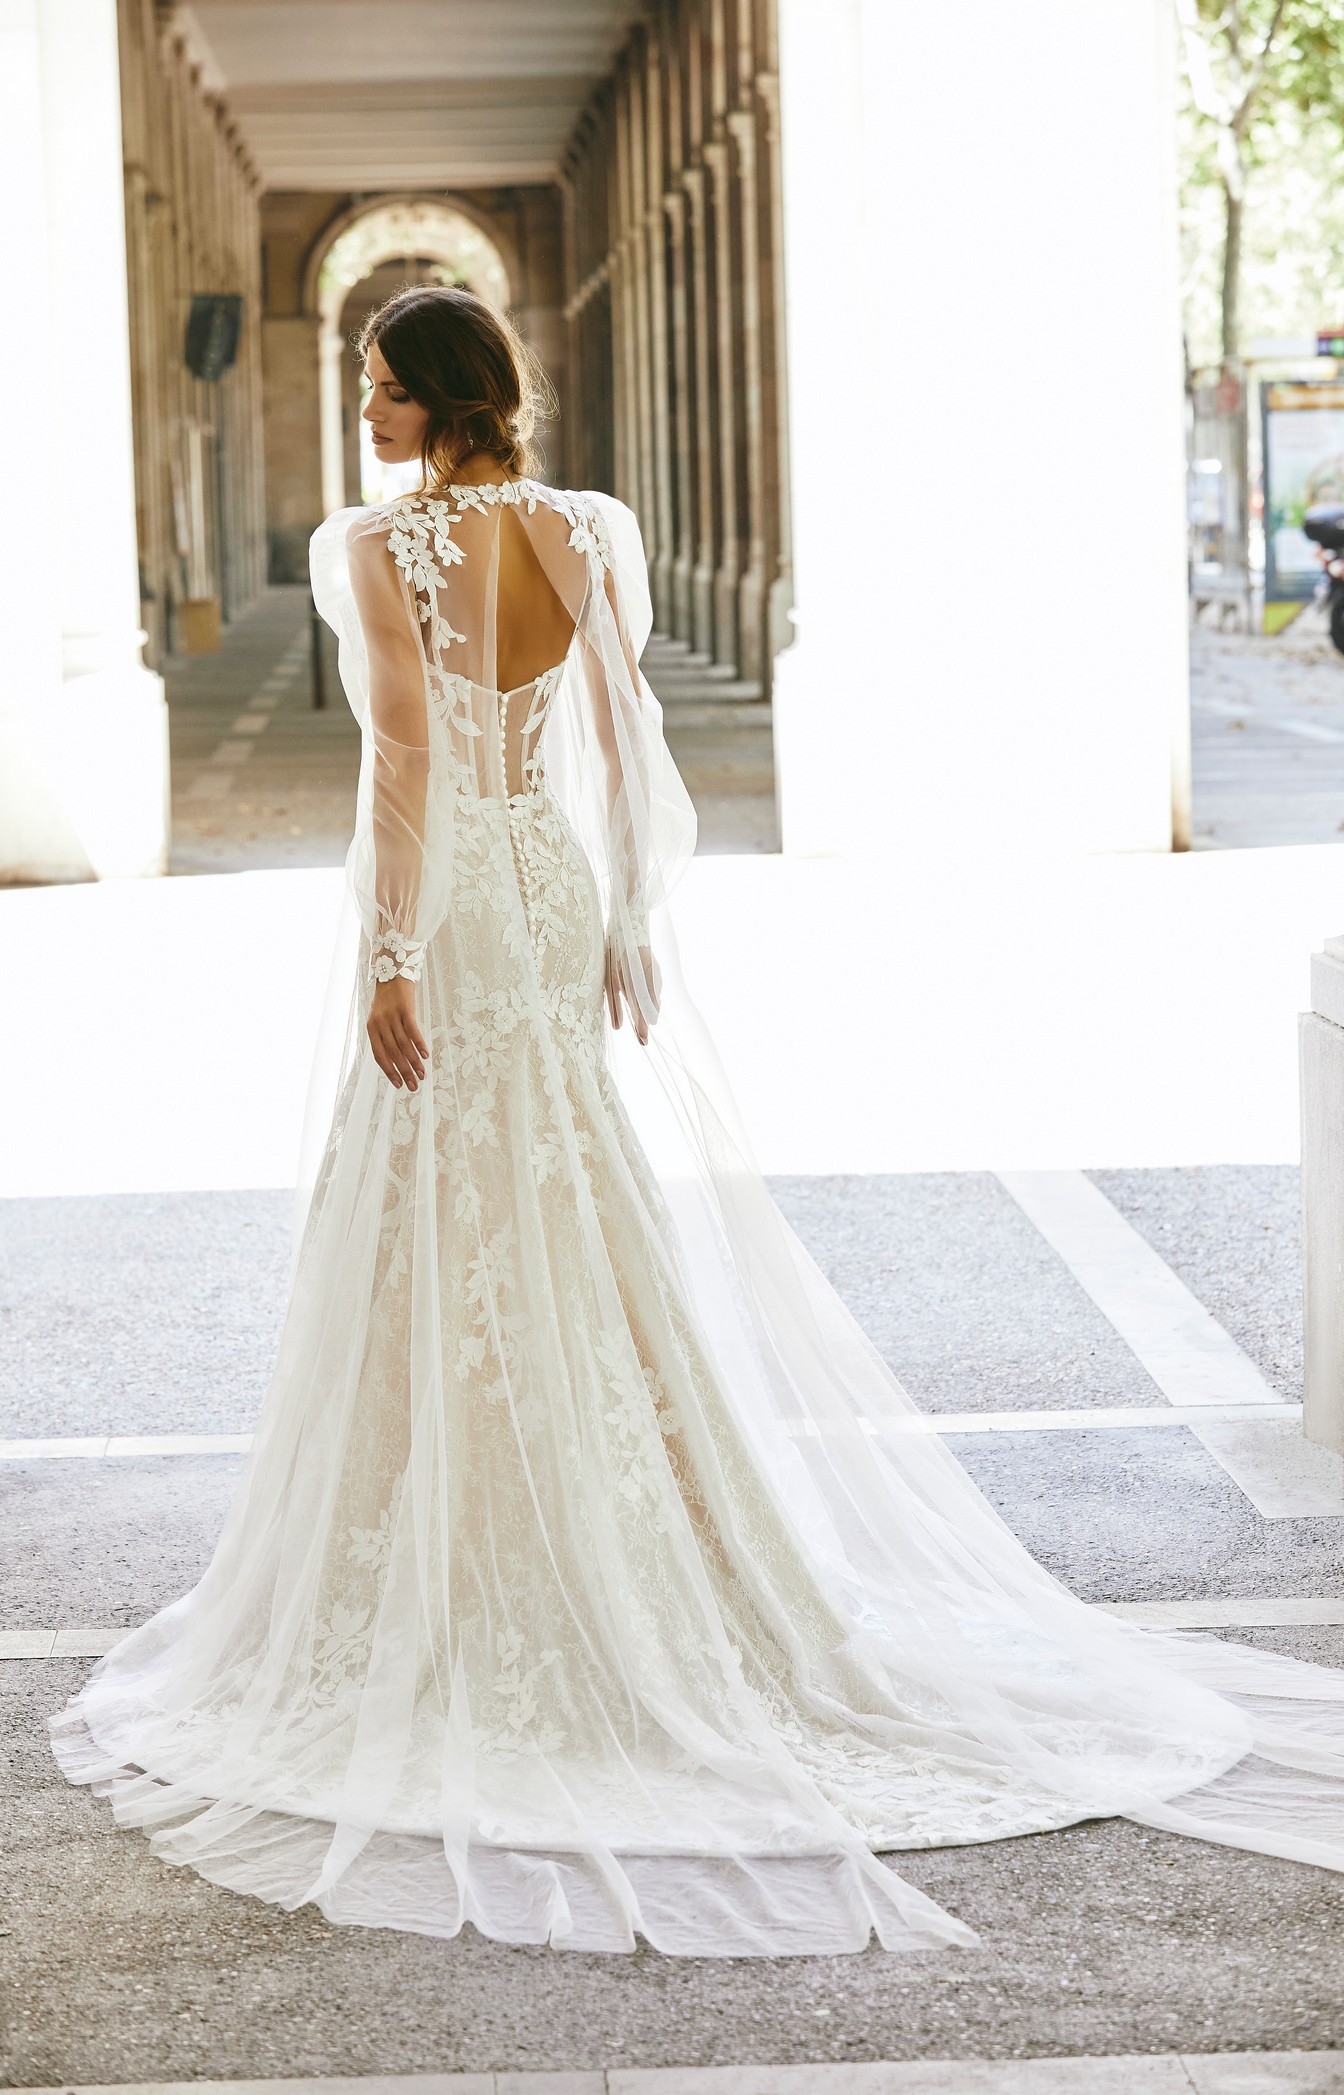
[312,198,512,515]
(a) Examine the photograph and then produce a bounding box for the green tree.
[1177,0,1344,361]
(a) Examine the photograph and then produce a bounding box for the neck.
[433,453,518,490]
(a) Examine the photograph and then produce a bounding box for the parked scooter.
[1303,504,1344,654]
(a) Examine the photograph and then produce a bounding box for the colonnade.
[561,0,791,692]
[117,0,267,665]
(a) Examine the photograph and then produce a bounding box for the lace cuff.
[370,930,426,984]
[608,904,650,952]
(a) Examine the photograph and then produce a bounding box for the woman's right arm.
[346,521,432,1092]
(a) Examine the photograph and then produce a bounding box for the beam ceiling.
[183,2,645,189]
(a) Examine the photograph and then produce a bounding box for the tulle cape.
[50,479,1344,1957]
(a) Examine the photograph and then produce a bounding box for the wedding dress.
[52,480,1344,1956]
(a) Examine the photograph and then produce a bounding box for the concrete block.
[1300,1010,1344,1453]
[1311,949,1344,1031]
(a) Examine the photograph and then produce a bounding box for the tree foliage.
[1178,0,1344,362]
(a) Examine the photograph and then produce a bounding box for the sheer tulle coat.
[51,481,1344,1956]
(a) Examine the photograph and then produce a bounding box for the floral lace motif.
[371,929,427,983]
[381,481,613,668]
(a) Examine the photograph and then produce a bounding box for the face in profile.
[361,340,430,465]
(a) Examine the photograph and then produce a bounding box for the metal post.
[309,591,327,710]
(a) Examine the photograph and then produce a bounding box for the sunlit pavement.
[1191,606,1344,851]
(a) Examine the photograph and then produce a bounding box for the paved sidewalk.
[1191,607,1344,849]
[167,588,358,876]
[5,1167,1344,2084]
[5,2058,1344,2093]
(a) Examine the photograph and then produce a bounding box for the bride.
[53,286,1344,1957]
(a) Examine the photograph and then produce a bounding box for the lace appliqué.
[385,483,614,652]
[480,1629,567,1761]
[371,929,426,983]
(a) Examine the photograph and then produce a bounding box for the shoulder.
[578,489,636,527]
[579,491,645,577]
[549,483,634,543]
[541,485,634,532]
[344,498,448,589]
[309,501,404,568]
[344,496,417,548]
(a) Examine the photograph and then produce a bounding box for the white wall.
[0,0,167,884]
[773,0,1189,859]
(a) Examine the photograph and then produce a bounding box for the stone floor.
[5,1167,1344,2083]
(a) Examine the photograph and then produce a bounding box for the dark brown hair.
[358,284,549,486]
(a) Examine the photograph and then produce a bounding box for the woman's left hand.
[605,943,659,1047]
[368,974,428,1090]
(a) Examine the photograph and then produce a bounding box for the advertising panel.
[1262,380,1344,612]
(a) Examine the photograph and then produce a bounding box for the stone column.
[644,28,676,634]
[559,167,583,486]
[772,0,1189,858]
[623,54,657,547]
[682,163,717,660]
[263,316,324,581]
[728,105,767,687]
[1302,939,1344,1454]
[0,0,167,883]
[756,64,795,671]
[703,136,740,671]
[610,77,638,508]
[665,187,696,641]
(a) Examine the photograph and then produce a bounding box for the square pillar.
[1301,937,1344,1454]
[773,0,1189,860]
[0,0,167,883]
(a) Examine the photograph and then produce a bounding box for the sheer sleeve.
[311,506,455,985]
[540,492,697,1033]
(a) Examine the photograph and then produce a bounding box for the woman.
[53,287,1344,1957]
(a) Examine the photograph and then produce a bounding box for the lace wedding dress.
[53,480,1344,1956]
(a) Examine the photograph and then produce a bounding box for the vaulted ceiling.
[181,1,645,189]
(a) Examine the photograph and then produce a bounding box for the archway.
[312,198,512,515]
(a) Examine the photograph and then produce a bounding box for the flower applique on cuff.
[608,903,650,952]
[370,930,426,984]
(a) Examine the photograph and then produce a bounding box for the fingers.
[605,946,656,1046]
[368,1022,403,1088]
[390,1016,426,1086]
[367,1016,424,1092]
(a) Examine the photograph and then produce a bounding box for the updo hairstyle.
[358,284,551,486]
